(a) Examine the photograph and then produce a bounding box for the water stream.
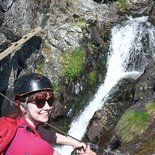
[55,16,155,155]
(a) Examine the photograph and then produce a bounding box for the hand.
[73,142,86,154]
[78,145,96,155]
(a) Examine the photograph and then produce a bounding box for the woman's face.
[23,91,54,127]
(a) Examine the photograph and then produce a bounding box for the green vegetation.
[87,42,93,50]
[35,63,45,74]
[117,110,149,143]
[88,71,96,86]
[77,17,86,23]
[87,41,94,54]
[117,0,128,10]
[61,48,85,81]
[74,16,87,28]
[145,101,155,117]
[52,80,61,97]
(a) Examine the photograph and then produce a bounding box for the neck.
[24,115,39,128]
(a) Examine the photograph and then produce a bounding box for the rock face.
[0,0,42,116]
[149,5,155,26]
[134,59,155,108]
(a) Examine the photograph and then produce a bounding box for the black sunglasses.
[34,97,55,108]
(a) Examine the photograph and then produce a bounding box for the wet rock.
[149,6,155,26]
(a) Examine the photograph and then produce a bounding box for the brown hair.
[28,90,54,103]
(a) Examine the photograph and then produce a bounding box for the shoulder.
[0,116,17,132]
[0,116,18,153]
[0,116,17,136]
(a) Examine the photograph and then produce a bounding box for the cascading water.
[55,16,155,155]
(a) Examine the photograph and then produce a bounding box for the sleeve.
[37,125,57,144]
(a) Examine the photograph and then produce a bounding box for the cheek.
[27,104,40,116]
[27,103,50,123]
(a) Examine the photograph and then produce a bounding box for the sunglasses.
[34,97,55,108]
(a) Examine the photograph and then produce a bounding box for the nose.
[44,101,53,109]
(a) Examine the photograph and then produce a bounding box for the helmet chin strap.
[24,98,40,128]
[20,97,31,120]
[21,97,29,109]
[27,110,41,128]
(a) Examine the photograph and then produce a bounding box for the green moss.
[74,16,87,28]
[117,0,128,10]
[61,48,85,81]
[145,101,155,117]
[87,42,93,50]
[78,17,86,23]
[35,63,45,74]
[87,41,94,54]
[117,110,149,143]
[52,81,61,97]
[88,71,97,86]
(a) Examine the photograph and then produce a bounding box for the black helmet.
[14,73,54,98]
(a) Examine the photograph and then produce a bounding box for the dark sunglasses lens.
[47,98,55,107]
[36,99,46,108]
[36,98,55,108]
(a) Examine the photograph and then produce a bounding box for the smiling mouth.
[40,113,49,116]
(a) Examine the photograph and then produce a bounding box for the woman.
[6,73,86,155]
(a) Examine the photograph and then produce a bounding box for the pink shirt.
[6,118,54,155]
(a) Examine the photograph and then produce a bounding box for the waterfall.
[55,16,155,155]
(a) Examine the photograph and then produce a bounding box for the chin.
[39,117,49,123]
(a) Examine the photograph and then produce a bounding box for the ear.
[19,104,27,113]
[15,99,20,106]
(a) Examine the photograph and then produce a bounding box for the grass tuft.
[117,110,149,143]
